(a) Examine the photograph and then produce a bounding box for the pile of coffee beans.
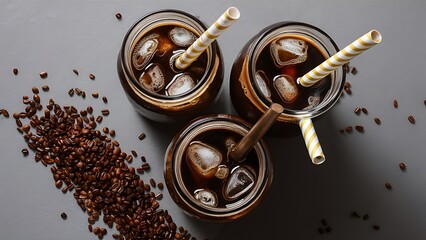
[14,89,194,240]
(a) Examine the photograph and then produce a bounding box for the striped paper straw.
[175,7,240,70]
[299,118,325,165]
[298,30,382,87]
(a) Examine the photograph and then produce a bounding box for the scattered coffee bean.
[325,226,332,233]
[339,129,345,133]
[150,178,157,188]
[344,87,352,95]
[88,225,93,232]
[61,212,68,220]
[399,162,407,171]
[92,92,99,98]
[22,125,30,132]
[138,132,146,140]
[75,88,82,96]
[362,214,369,220]
[155,192,163,200]
[424,99,426,106]
[86,106,93,114]
[39,71,48,78]
[158,182,164,190]
[115,12,122,20]
[385,182,392,190]
[321,219,328,226]
[141,156,147,162]
[81,91,86,99]
[131,150,138,157]
[89,73,95,80]
[345,126,353,133]
[42,85,50,91]
[361,107,368,114]
[68,88,75,97]
[55,180,63,188]
[101,109,109,116]
[16,119,23,127]
[350,211,361,218]
[32,87,39,94]
[318,227,325,234]
[351,67,358,74]
[372,225,380,230]
[344,82,351,88]
[355,125,364,132]
[408,115,415,124]
[374,117,381,125]
[102,96,108,103]
[393,99,398,108]
[142,163,151,170]
[354,107,361,114]
[109,129,116,137]
[33,94,40,103]
[93,226,100,234]
[1,109,10,118]
[102,127,109,134]
[22,148,29,156]
[13,68,19,75]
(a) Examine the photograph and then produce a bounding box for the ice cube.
[139,64,165,93]
[270,38,308,66]
[273,74,299,103]
[225,137,236,151]
[165,74,196,96]
[255,71,272,100]
[169,27,197,47]
[303,95,321,110]
[215,165,229,179]
[194,189,218,207]
[187,141,222,176]
[132,33,159,70]
[224,166,255,200]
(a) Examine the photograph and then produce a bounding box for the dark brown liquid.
[130,24,208,96]
[181,129,259,208]
[255,35,331,110]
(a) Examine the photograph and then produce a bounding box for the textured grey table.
[1,1,425,239]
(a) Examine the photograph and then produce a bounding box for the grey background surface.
[0,0,425,239]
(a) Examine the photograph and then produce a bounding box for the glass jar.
[118,10,224,122]
[164,114,273,222]
[230,22,345,137]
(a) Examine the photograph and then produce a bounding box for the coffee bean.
[1,109,9,118]
[13,68,19,75]
[138,132,146,140]
[393,99,398,108]
[141,156,146,162]
[325,226,332,233]
[345,126,353,133]
[16,119,23,127]
[344,82,351,88]
[350,211,361,218]
[55,180,63,188]
[115,13,122,20]
[351,67,358,74]
[362,214,369,220]
[385,182,392,190]
[343,63,350,73]
[354,107,361,114]
[102,96,108,103]
[355,125,364,132]
[344,87,352,95]
[33,94,40,103]
[68,88,75,97]
[61,212,68,220]
[399,162,407,171]
[408,115,415,124]
[100,228,107,235]
[155,192,163,200]
[101,109,109,116]
[86,106,93,114]
[131,150,137,157]
[318,227,325,234]
[32,87,39,94]
[142,163,150,170]
[321,219,327,226]
[22,148,29,156]
[93,226,100,234]
[92,92,99,98]
[361,108,368,114]
[372,225,380,230]
[424,99,426,106]
[102,127,109,134]
[81,91,86,99]
[96,116,103,123]
[109,129,116,137]
[374,117,381,125]
[42,85,50,91]
[88,225,93,232]
[158,182,164,190]
[22,125,30,132]
[72,69,79,75]
[89,73,95,80]
[150,178,156,188]
[39,71,48,78]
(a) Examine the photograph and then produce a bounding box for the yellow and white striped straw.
[298,30,382,87]
[175,7,240,70]
[299,118,325,165]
